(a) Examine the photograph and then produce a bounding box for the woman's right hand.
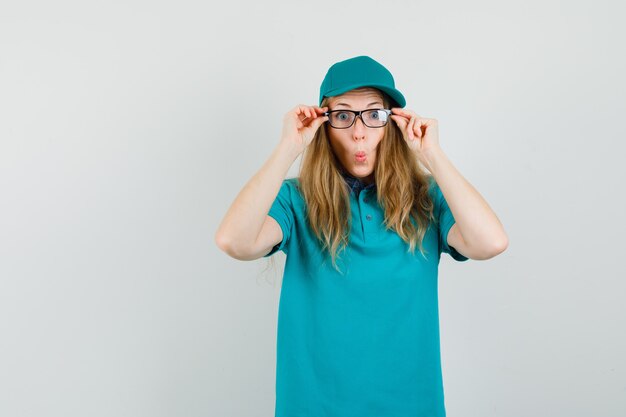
[280,105,329,154]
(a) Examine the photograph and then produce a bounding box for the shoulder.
[285,177,300,188]
[275,177,305,207]
[281,177,302,196]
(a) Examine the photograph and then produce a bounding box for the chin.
[351,167,373,178]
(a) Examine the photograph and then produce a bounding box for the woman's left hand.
[390,108,441,170]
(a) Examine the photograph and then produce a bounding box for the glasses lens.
[363,110,388,127]
[328,110,389,128]
[330,110,388,129]
[329,111,355,128]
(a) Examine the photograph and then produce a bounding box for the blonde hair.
[295,87,436,274]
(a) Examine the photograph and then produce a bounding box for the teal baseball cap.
[319,55,406,108]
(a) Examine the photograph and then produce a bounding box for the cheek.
[373,134,385,151]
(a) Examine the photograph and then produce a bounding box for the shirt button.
[363,197,369,203]
[366,214,372,221]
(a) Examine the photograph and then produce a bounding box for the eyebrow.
[333,101,383,108]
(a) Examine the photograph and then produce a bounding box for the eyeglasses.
[322,108,392,129]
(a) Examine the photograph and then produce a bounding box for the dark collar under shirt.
[339,169,376,198]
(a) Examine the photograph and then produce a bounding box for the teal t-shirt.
[264,175,468,417]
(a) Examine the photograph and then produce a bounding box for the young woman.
[216,55,508,417]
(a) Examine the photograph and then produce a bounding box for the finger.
[315,113,328,127]
[392,108,414,116]
[413,119,421,139]
[408,117,416,140]
[306,107,321,124]
[296,106,307,120]
[391,114,409,124]
[390,115,408,129]
[392,115,413,142]
[394,108,422,120]
[419,119,432,138]
[417,123,427,139]
[297,105,309,115]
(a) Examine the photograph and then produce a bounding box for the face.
[326,88,386,185]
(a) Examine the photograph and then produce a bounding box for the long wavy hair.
[295,87,436,274]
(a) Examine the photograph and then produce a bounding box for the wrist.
[423,146,444,162]
[422,146,446,173]
[277,138,304,161]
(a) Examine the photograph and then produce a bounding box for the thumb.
[313,114,329,128]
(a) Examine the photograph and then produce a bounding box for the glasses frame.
[322,108,392,129]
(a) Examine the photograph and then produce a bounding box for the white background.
[1,1,625,416]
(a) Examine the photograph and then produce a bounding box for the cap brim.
[321,83,406,108]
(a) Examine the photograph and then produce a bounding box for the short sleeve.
[263,179,295,257]
[429,177,469,262]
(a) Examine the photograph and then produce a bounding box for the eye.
[336,112,350,120]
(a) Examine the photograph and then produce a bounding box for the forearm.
[424,147,508,251]
[215,139,301,252]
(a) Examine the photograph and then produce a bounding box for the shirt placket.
[344,176,378,242]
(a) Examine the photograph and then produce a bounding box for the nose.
[352,115,366,140]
